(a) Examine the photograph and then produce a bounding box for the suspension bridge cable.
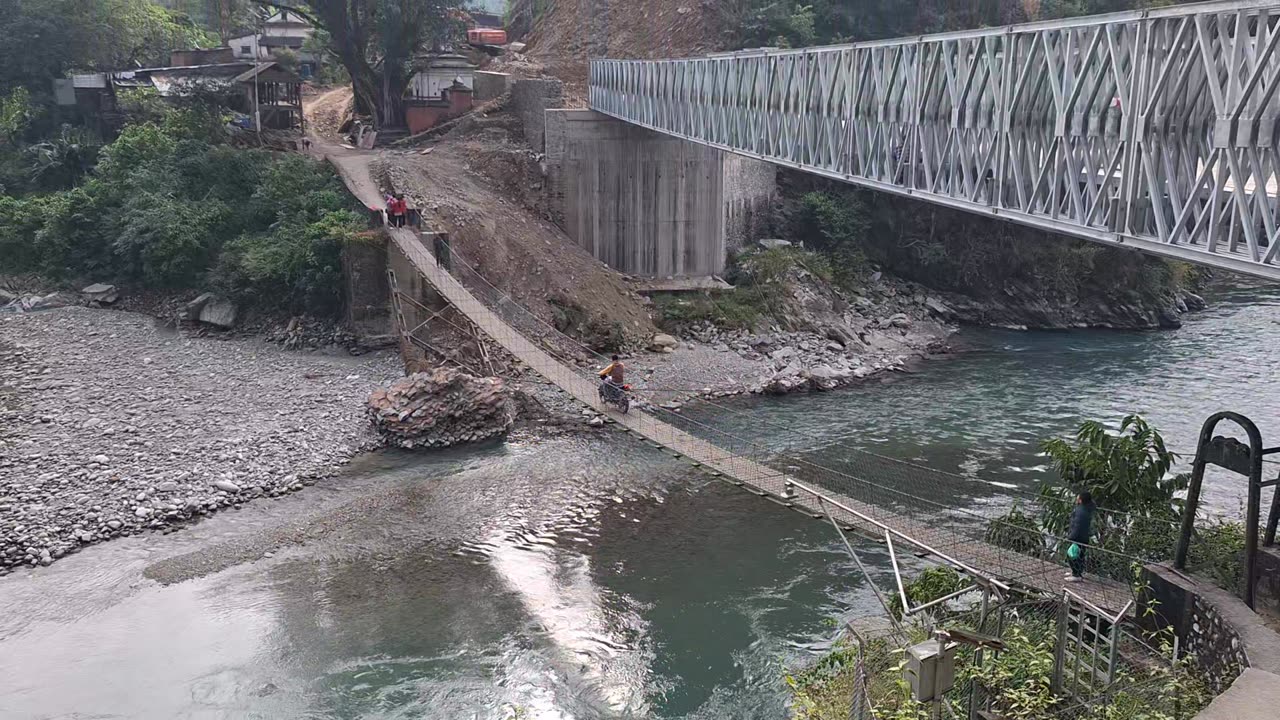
[413,233,1169,603]
[421,235,1239,577]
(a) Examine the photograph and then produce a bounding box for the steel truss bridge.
[590,0,1280,281]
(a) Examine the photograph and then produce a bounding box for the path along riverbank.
[0,307,399,574]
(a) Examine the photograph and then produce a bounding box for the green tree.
[269,0,464,128]
[0,0,217,94]
[94,122,178,181]
[0,87,35,143]
[1038,414,1186,548]
[112,191,231,286]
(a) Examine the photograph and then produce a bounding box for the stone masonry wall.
[511,78,564,152]
[343,232,390,336]
[1186,592,1250,693]
[723,153,777,255]
[1140,563,1280,694]
[473,71,512,103]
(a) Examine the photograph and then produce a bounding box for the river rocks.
[924,296,954,319]
[80,283,119,305]
[648,333,679,352]
[198,296,238,329]
[3,292,74,313]
[0,306,398,571]
[213,480,242,494]
[182,293,239,329]
[932,282,1208,331]
[183,293,214,318]
[367,368,515,449]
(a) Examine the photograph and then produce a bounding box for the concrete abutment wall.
[1139,563,1280,720]
[545,109,775,278]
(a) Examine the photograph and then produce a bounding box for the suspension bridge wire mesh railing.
[410,228,1274,526]
[392,229,1168,612]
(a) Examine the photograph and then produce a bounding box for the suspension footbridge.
[309,2,1280,618]
[383,226,1131,612]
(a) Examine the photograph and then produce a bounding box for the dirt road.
[304,87,385,211]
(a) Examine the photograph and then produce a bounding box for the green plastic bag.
[1067,543,1081,560]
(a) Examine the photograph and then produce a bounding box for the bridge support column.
[545,109,773,278]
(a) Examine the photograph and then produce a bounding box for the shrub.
[887,566,967,620]
[25,124,100,191]
[112,192,230,287]
[216,209,362,314]
[94,123,176,181]
[960,622,1061,720]
[1185,520,1247,594]
[0,194,43,272]
[737,246,833,286]
[33,187,114,279]
[795,190,870,253]
[652,290,766,331]
[986,503,1047,558]
[0,86,35,143]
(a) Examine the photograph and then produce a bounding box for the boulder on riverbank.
[366,368,515,449]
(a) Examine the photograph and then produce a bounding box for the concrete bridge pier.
[545,109,774,278]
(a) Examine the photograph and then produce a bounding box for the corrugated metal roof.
[149,72,236,96]
[259,36,304,48]
[71,73,107,89]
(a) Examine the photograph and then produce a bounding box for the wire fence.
[830,593,1209,720]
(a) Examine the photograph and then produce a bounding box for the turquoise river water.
[0,284,1276,719]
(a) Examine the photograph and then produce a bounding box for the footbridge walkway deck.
[384,227,1131,613]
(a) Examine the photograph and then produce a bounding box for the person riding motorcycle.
[598,355,626,402]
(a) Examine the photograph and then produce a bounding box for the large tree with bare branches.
[262,1,463,129]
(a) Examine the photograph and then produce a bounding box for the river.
[0,284,1276,719]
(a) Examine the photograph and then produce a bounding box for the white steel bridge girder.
[589,0,1280,281]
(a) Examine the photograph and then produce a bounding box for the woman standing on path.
[1065,491,1095,582]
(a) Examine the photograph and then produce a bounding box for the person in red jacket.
[388,194,408,228]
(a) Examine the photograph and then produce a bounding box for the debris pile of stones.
[676,324,917,395]
[367,368,516,448]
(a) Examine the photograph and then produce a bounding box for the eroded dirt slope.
[375,133,655,351]
[502,0,724,104]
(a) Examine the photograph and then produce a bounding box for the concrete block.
[545,109,776,278]
[474,71,512,103]
[511,78,564,151]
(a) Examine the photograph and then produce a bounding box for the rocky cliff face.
[936,281,1207,330]
[776,172,1210,331]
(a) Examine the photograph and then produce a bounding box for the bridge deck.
[387,229,1131,614]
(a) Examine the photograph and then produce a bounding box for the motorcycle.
[598,379,631,414]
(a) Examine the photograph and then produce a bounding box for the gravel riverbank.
[0,307,399,574]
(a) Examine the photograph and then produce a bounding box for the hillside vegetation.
[0,2,367,316]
